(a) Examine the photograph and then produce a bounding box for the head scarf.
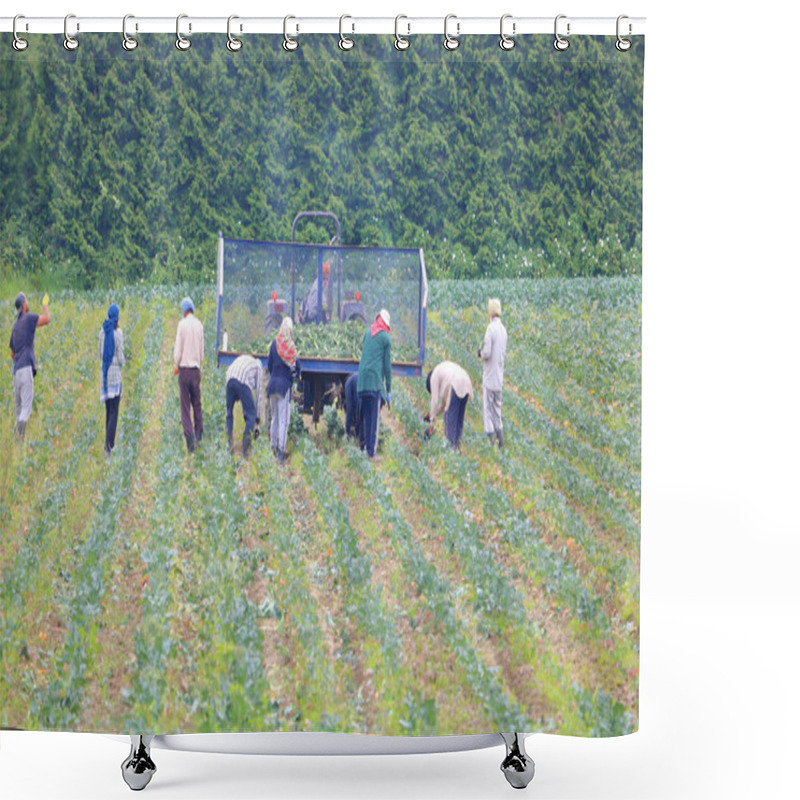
[276,316,297,367]
[102,304,120,391]
[488,298,502,317]
[181,296,195,314]
[371,309,391,337]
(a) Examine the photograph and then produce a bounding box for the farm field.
[0,276,641,738]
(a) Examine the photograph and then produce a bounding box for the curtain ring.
[175,14,191,50]
[12,14,29,51]
[227,15,243,51]
[283,15,299,51]
[554,14,570,51]
[394,15,410,51]
[443,14,460,51]
[499,14,515,50]
[122,14,138,51]
[616,14,632,51]
[63,14,79,51]
[339,14,354,51]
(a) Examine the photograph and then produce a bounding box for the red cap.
[272,290,278,301]
[355,291,361,301]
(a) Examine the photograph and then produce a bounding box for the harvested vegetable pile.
[257,320,419,362]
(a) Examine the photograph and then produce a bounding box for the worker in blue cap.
[99,303,125,455]
[173,296,204,452]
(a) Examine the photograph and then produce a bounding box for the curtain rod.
[1,15,646,37]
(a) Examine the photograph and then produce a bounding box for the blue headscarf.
[102,304,119,390]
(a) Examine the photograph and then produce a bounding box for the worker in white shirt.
[424,360,474,450]
[173,297,204,453]
[479,297,508,448]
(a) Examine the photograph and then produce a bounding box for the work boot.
[15,420,26,441]
[496,429,505,448]
[185,433,196,453]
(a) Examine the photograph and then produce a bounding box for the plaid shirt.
[226,355,263,407]
[99,327,125,401]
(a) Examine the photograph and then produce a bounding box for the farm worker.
[99,303,126,455]
[424,361,474,450]
[225,354,263,459]
[8,292,50,441]
[479,297,508,448]
[301,261,333,324]
[266,316,298,463]
[173,296,204,453]
[344,371,365,449]
[357,309,391,459]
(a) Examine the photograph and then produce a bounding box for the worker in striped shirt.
[225,354,263,459]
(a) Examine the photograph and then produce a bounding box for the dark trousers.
[226,378,257,454]
[178,367,203,442]
[345,374,364,448]
[359,391,380,457]
[444,389,468,449]
[104,392,121,453]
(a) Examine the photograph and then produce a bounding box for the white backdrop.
[2,1,798,798]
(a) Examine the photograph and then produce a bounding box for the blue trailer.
[216,211,428,422]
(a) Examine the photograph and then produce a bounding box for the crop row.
[26,310,162,729]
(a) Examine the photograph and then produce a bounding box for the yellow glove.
[42,293,50,306]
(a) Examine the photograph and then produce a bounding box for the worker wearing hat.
[357,308,392,459]
[99,302,126,455]
[9,291,50,441]
[301,261,333,324]
[173,296,204,453]
[479,297,508,447]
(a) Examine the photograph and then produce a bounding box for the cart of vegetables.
[215,230,428,421]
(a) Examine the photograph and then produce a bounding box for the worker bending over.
[425,360,474,450]
[226,354,263,459]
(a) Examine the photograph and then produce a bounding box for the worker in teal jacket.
[357,309,391,459]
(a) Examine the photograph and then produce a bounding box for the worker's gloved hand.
[43,293,50,307]
[423,413,431,423]
[253,425,260,440]
[423,426,434,441]
[478,347,482,359]
[173,367,179,376]
[386,392,391,410]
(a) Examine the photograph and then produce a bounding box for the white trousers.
[13,366,34,423]
[482,386,503,434]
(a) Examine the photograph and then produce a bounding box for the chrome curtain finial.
[554,14,570,51]
[283,15,298,51]
[443,14,460,51]
[499,14,515,51]
[122,14,138,51]
[616,14,632,51]
[63,13,79,51]
[12,15,29,51]
[227,15,243,51]
[175,13,191,50]
[394,15,410,50]
[339,14,354,51]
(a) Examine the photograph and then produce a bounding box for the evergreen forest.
[0,34,644,289]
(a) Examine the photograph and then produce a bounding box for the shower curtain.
[0,31,643,740]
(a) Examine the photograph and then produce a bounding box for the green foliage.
[0,35,643,288]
